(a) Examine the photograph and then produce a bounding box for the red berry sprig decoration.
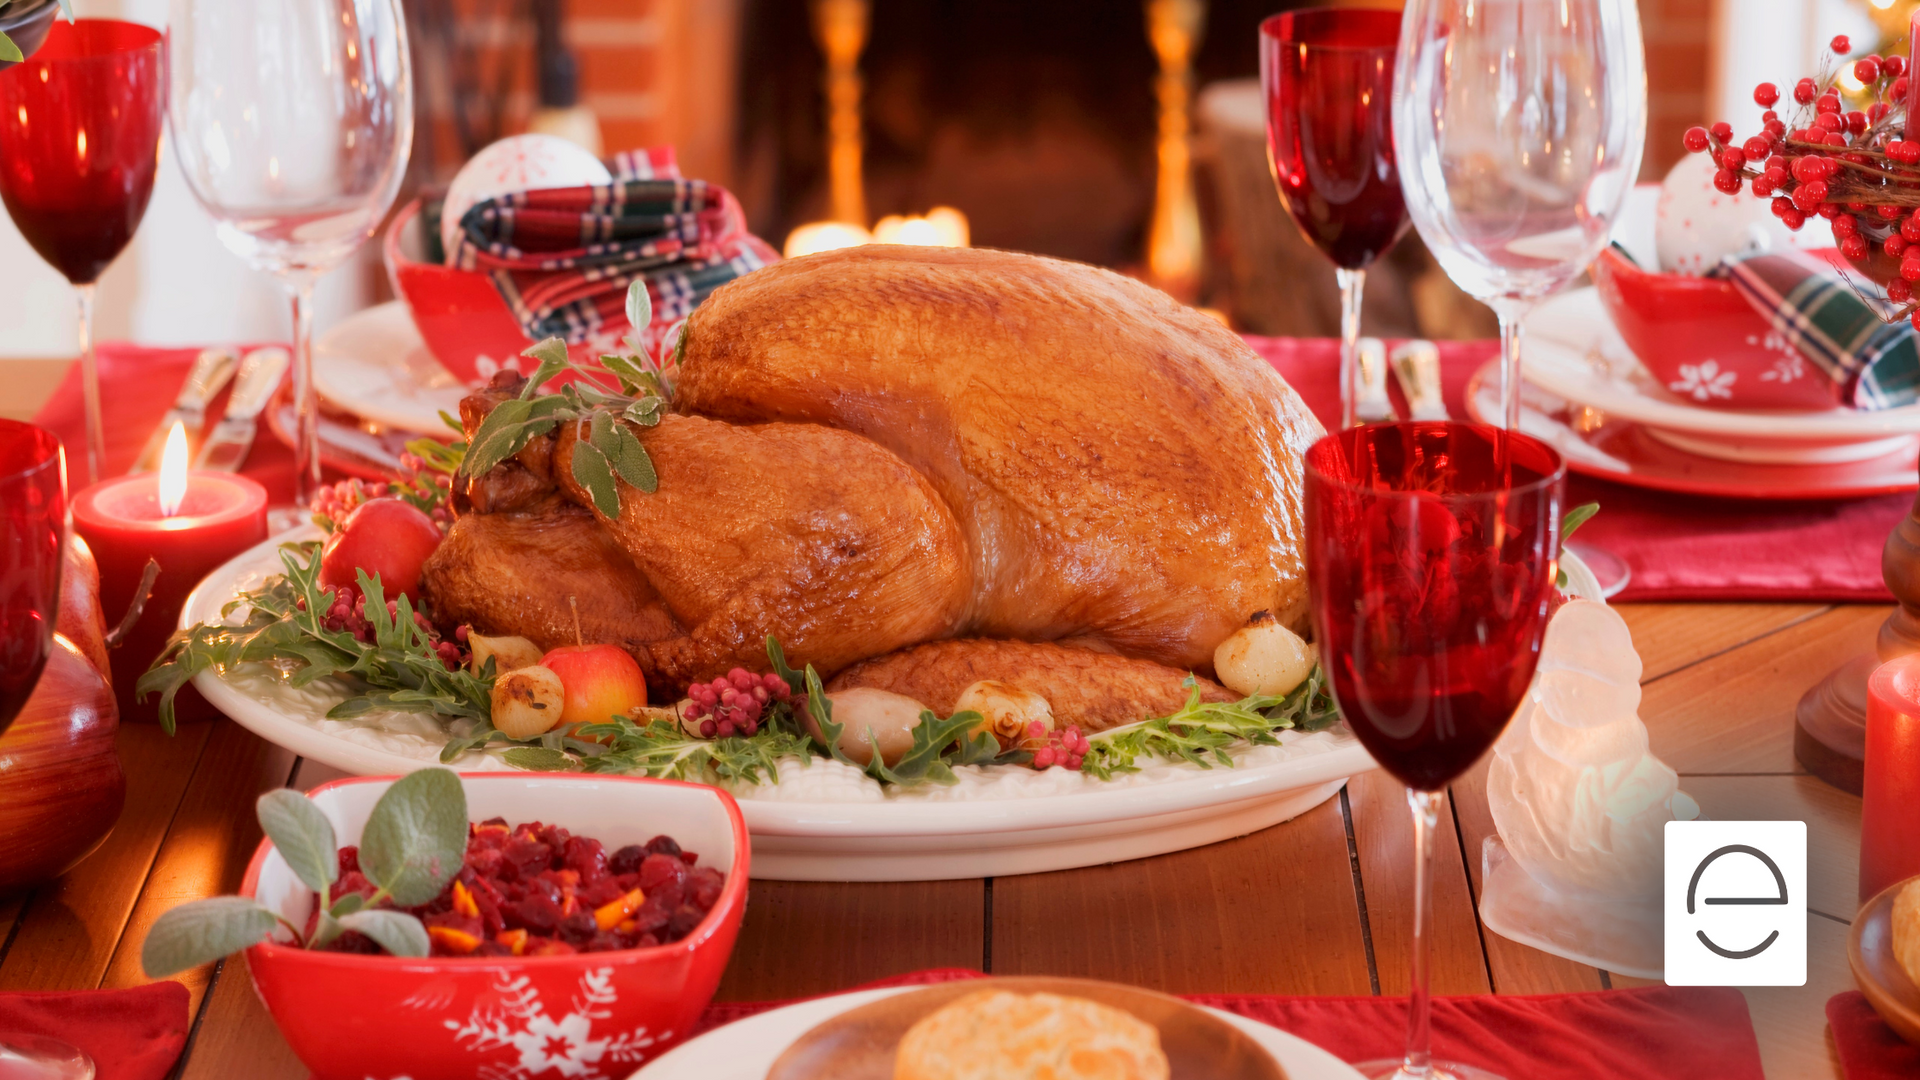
[1683,36,1920,326]
[683,667,794,738]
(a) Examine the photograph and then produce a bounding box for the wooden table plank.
[1345,770,1491,996]
[1678,774,1863,922]
[0,722,210,991]
[97,721,297,1014]
[175,959,305,1080]
[1616,603,1829,682]
[714,880,984,1002]
[992,795,1373,995]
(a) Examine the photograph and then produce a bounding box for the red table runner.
[0,983,189,1080]
[32,338,1906,603]
[693,969,1764,1080]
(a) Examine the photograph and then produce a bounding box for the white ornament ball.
[441,134,612,262]
[1654,153,1796,275]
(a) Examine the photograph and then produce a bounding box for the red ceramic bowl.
[384,198,616,385]
[238,772,749,1080]
[1591,246,1844,411]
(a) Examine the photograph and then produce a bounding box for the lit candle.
[71,422,269,725]
[1863,653,1920,902]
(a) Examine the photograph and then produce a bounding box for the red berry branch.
[1683,35,1920,325]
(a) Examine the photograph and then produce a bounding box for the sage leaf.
[461,397,535,476]
[255,789,337,894]
[504,746,575,771]
[141,897,279,978]
[0,33,21,64]
[571,437,621,517]
[519,337,571,397]
[623,397,664,428]
[592,412,658,493]
[1561,502,1600,544]
[337,909,432,958]
[359,768,467,907]
[55,0,74,20]
[309,910,346,951]
[626,279,652,333]
[329,891,367,917]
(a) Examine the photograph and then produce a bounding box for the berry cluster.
[297,583,468,670]
[1027,721,1091,771]
[1682,35,1920,322]
[308,452,455,535]
[684,667,794,738]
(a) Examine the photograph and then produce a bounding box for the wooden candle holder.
[1795,480,1920,794]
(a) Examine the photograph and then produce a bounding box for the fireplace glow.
[783,206,970,258]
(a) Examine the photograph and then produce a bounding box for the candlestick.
[70,456,268,725]
[1865,654,1920,903]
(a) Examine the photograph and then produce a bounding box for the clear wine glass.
[167,0,413,527]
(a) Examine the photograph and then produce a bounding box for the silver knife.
[1355,337,1396,423]
[194,347,291,472]
[1390,340,1449,421]
[129,347,239,473]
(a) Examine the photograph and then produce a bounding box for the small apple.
[541,644,648,730]
[319,498,443,601]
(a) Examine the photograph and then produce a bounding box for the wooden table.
[0,601,1868,1078]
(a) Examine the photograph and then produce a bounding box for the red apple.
[541,644,648,730]
[319,497,443,601]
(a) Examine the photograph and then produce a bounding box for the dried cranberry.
[510,892,563,932]
[562,836,608,880]
[648,879,686,911]
[589,931,626,952]
[608,844,648,876]
[558,909,598,945]
[666,904,707,940]
[331,930,382,955]
[630,895,673,934]
[688,866,725,909]
[474,940,513,957]
[502,838,552,880]
[635,932,660,948]
[678,851,699,866]
[644,835,682,858]
[638,853,688,893]
[579,876,624,908]
[337,846,361,875]
[467,846,505,878]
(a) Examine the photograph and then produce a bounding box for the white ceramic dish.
[313,301,468,435]
[628,985,1366,1080]
[185,532,1376,883]
[1521,287,1920,458]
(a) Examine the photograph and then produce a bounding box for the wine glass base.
[267,504,313,536]
[0,1035,96,1080]
[1566,541,1630,599]
[1352,1058,1505,1080]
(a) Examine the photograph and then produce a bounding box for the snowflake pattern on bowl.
[441,968,667,1080]
[1668,360,1737,401]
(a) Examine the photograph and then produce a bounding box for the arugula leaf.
[1078,669,1341,781]
[866,709,998,786]
[575,717,812,785]
[766,636,806,695]
[503,746,574,771]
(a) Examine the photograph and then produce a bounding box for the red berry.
[1818,93,1843,115]
[1897,77,1912,102]
[1871,102,1891,122]
[1891,278,1913,303]
[1910,310,1920,331]
[1832,35,1852,54]
[1848,110,1869,135]
[1880,205,1904,221]
[1903,215,1920,242]
[1888,56,1908,79]
[1828,130,1852,147]
[1795,77,1818,103]
[1842,235,1870,261]
[1902,252,1920,281]
[1816,112,1844,132]
[1771,195,1794,218]
[1848,200,1868,212]
[1782,209,1807,230]
[1793,180,1828,211]
[1750,176,1775,197]
[1833,213,1859,237]
[1712,168,1742,194]
[1819,202,1842,219]
[1856,58,1882,83]
[1742,136,1771,160]
[1710,121,1734,142]
[1765,119,1787,138]
[1888,236,1910,258]
[1753,81,1780,107]
[1683,125,1710,153]
[1718,146,1746,171]
[1790,155,1822,182]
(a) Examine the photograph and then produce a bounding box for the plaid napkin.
[1713,249,1920,409]
[445,146,779,350]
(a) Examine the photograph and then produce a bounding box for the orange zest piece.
[496,928,528,956]
[428,926,481,955]
[451,879,480,918]
[594,888,646,931]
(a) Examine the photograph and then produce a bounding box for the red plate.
[1465,360,1918,500]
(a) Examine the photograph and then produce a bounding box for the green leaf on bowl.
[0,32,21,64]
[256,789,338,895]
[337,909,431,958]
[141,897,279,978]
[358,768,467,908]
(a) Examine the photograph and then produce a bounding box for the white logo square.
[1664,819,1806,986]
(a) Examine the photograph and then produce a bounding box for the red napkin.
[1829,991,1920,1079]
[693,969,1763,1080]
[1245,335,1905,603]
[0,983,190,1080]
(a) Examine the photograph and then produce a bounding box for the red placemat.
[1829,991,1920,1079]
[33,338,1904,603]
[1245,336,1905,604]
[0,982,190,1080]
[691,969,1763,1080]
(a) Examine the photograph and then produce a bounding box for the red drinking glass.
[0,420,68,735]
[1863,655,1920,903]
[1305,421,1564,1080]
[1261,7,1409,431]
[0,19,165,484]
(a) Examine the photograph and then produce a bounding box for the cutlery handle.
[224,347,291,421]
[180,347,241,411]
[1390,341,1449,422]
[1355,337,1396,422]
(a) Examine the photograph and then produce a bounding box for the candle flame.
[158,421,189,518]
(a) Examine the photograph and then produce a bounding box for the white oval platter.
[312,301,468,435]
[629,986,1365,1080]
[184,532,1375,883]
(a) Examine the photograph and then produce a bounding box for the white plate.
[1521,288,1920,448]
[184,532,1376,883]
[629,986,1366,1080]
[312,301,467,434]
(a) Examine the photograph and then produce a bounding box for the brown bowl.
[1850,875,1920,1045]
[766,976,1284,1080]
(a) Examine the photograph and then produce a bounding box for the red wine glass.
[0,420,67,735]
[1261,7,1410,431]
[0,19,166,485]
[1306,421,1565,1080]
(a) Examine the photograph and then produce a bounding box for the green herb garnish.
[1078,667,1341,781]
[1556,501,1601,588]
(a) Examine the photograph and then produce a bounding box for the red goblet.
[1261,7,1410,431]
[1306,422,1565,1080]
[0,19,166,484]
[0,420,67,736]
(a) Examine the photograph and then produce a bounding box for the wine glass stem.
[75,282,103,485]
[288,277,320,513]
[1402,786,1440,1078]
[1490,297,1534,433]
[1336,266,1366,431]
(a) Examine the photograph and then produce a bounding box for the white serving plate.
[185,532,1375,883]
[629,986,1366,1080]
[312,301,468,435]
[1521,287,1920,457]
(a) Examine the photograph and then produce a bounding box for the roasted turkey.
[422,245,1323,730]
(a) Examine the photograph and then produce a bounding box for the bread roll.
[1895,878,1920,985]
[895,990,1170,1080]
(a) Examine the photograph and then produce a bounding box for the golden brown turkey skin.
[826,638,1237,733]
[553,413,972,687]
[675,245,1323,673]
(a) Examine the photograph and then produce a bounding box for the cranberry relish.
[314,818,726,957]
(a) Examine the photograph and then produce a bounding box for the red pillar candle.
[1864,654,1920,902]
[71,469,268,725]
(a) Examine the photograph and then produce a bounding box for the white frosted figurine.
[1480,597,1698,979]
